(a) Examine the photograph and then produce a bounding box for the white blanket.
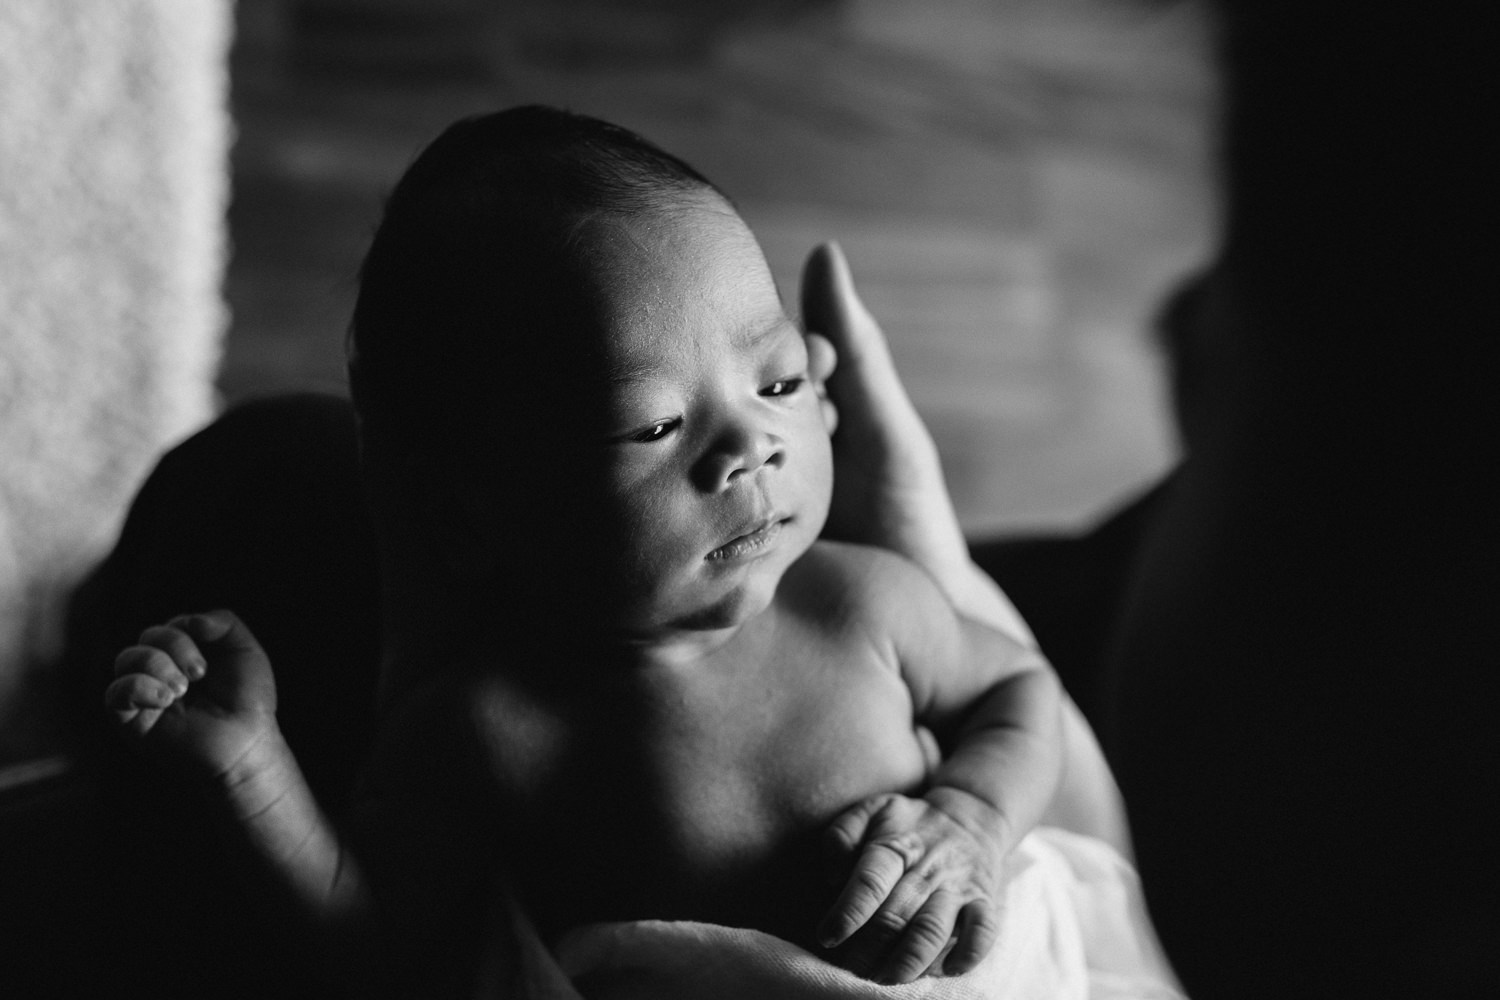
[487,828,1184,999]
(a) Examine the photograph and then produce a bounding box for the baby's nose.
[696,423,785,492]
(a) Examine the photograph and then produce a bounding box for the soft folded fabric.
[486,827,1184,1000]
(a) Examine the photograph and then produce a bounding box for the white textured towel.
[0,1,229,737]
[491,828,1184,1000]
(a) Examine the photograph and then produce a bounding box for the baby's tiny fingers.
[105,672,176,710]
[138,625,207,680]
[104,674,174,736]
[113,645,191,696]
[877,889,962,984]
[817,838,911,948]
[170,609,257,652]
[943,900,1000,976]
[824,794,890,857]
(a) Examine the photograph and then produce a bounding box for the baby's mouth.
[706,517,788,562]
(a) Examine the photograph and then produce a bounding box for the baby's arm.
[106,612,376,973]
[108,612,500,994]
[802,241,1129,859]
[817,554,1062,984]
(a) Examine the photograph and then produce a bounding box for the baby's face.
[590,195,832,640]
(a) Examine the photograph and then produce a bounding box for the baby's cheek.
[602,493,695,585]
[803,424,836,524]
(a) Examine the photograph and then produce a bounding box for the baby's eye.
[624,418,680,444]
[761,377,804,398]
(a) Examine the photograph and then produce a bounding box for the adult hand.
[800,242,1033,645]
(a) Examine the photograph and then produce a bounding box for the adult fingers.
[877,889,963,984]
[800,242,879,358]
[799,242,912,417]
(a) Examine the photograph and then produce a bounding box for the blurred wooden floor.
[224,0,1217,532]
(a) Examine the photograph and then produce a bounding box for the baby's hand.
[817,790,1007,984]
[104,610,279,784]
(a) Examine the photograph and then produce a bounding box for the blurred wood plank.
[223,0,1215,531]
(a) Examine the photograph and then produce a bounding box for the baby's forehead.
[588,208,784,326]
[578,201,750,284]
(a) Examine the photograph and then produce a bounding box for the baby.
[107,107,1104,996]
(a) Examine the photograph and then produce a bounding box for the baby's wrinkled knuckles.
[848,863,893,906]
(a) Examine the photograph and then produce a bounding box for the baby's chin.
[645,583,776,635]
[612,518,821,640]
[612,565,791,641]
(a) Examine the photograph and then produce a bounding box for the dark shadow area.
[3,394,379,997]
[1104,4,1499,996]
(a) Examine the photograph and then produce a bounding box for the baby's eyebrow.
[602,357,665,387]
[736,315,798,351]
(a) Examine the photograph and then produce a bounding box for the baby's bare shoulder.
[783,540,949,628]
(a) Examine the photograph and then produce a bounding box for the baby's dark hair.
[350,105,721,460]
[347,106,724,588]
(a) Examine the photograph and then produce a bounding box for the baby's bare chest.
[472,640,931,939]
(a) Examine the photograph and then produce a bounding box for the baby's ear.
[806,331,838,383]
[805,332,839,436]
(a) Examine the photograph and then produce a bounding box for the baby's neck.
[613,617,758,672]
